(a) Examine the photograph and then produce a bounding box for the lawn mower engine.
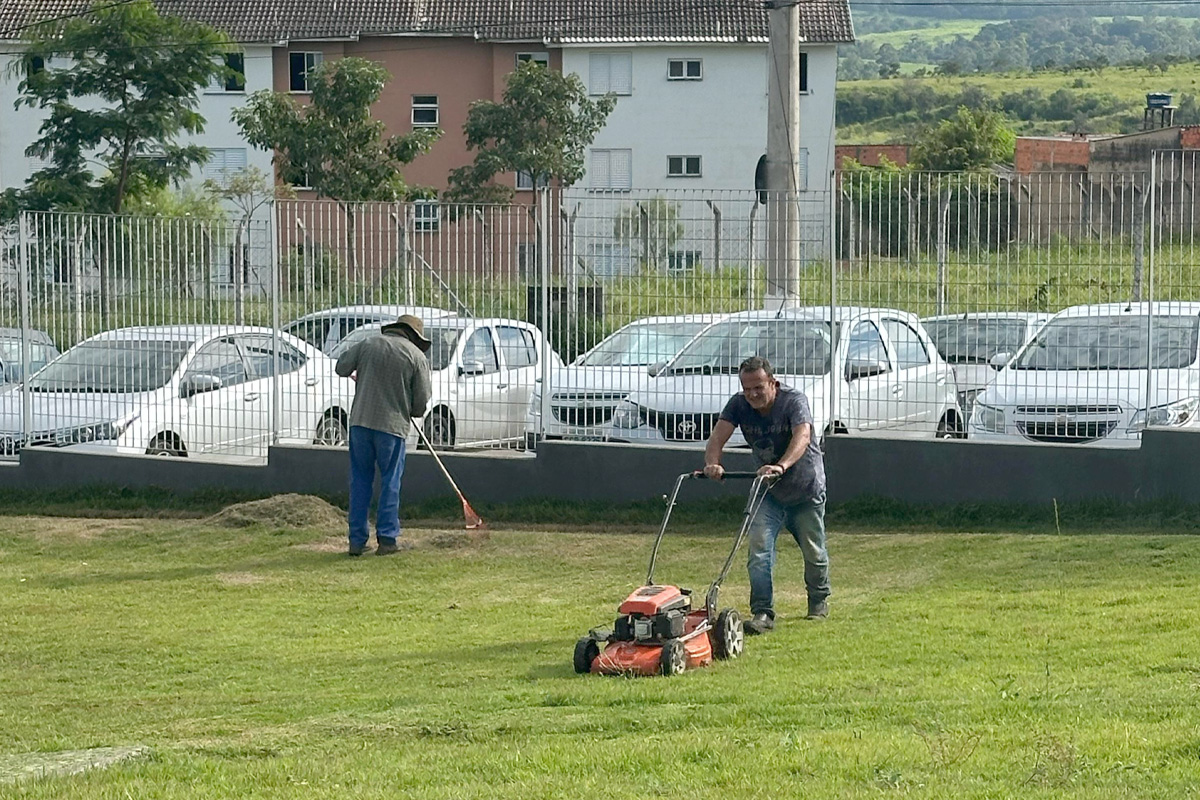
[575,584,725,677]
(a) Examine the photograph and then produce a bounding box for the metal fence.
[3,156,1200,464]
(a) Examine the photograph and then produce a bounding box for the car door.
[453,325,508,443]
[231,334,284,451]
[842,320,897,433]
[881,318,944,431]
[496,324,540,439]
[179,338,254,456]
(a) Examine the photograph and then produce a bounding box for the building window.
[283,164,312,190]
[412,95,439,127]
[800,52,809,93]
[517,241,539,279]
[798,147,809,191]
[667,58,702,80]
[590,149,632,191]
[516,171,549,191]
[516,52,549,68]
[668,251,701,274]
[414,201,439,232]
[289,51,323,92]
[589,52,633,95]
[667,155,701,178]
[202,148,248,184]
[25,55,45,76]
[209,52,245,92]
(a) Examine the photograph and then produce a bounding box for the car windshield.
[576,322,708,367]
[923,319,1030,363]
[333,325,463,371]
[0,339,20,363]
[668,320,834,376]
[27,339,192,393]
[1013,315,1200,370]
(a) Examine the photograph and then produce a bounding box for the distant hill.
[850,2,1200,21]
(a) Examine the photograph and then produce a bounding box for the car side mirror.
[459,360,486,377]
[989,352,1012,370]
[845,358,888,381]
[647,361,666,378]
[180,373,223,398]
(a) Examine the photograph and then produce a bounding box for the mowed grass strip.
[2,517,1200,798]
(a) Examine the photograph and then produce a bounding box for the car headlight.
[1128,398,1199,432]
[50,416,138,446]
[611,400,645,429]
[971,402,1005,434]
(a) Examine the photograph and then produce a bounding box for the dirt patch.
[429,529,491,549]
[31,518,140,543]
[291,528,486,553]
[0,746,150,785]
[205,495,346,531]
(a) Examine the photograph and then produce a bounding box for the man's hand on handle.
[757,463,785,479]
[703,463,725,481]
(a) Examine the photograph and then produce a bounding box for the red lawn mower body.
[574,472,771,677]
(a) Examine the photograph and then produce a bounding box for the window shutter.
[612,150,632,189]
[611,53,633,94]
[591,149,611,189]
[797,148,809,191]
[589,53,610,94]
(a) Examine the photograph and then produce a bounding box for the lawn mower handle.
[646,471,772,587]
[691,470,760,480]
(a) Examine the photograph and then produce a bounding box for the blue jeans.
[747,491,829,619]
[348,425,407,549]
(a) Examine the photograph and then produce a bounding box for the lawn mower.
[573,470,772,677]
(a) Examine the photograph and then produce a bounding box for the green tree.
[233,57,439,274]
[444,61,617,204]
[8,0,227,216]
[911,106,1016,172]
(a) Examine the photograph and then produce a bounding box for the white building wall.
[0,43,274,195]
[561,42,838,195]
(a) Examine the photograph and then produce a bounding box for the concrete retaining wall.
[6,429,1200,506]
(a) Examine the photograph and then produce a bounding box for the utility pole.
[764,0,802,309]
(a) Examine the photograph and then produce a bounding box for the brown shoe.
[375,542,400,556]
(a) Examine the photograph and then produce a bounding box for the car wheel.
[573,637,599,674]
[712,608,744,660]
[146,433,186,457]
[936,412,965,440]
[314,411,348,446]
[424,408,455,449]
[659,638,687,676]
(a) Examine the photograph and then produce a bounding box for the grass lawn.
[3,515,1200,797]
[857,19,992,48]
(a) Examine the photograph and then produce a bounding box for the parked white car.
[969,302,1200,447]
[333,316,562,448]
[0,327,59,386]
[284,304,453,354]
[0,326,355,460]
[922,312,1051,418]
[607,307,962,446]
[525,314,724,446]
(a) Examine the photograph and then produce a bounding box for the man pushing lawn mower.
[704,355,830,634]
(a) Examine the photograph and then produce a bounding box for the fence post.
[270,200,282,446]
[1147,156,1157,414]
[17,212,32,447]
[828,172,839,439]
[538,189,552,444]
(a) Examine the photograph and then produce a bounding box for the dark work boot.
[744,612,775,636]
[348,544,366,557]
[375,541,400,556]
[806,599,829,620]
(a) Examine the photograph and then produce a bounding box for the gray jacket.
[335,331,432,438]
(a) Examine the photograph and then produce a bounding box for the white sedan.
[608,307,963,446]
[0,326,355,461]
[525,314,724,445]
[969,302,1200,447]
[333,316,561,448]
